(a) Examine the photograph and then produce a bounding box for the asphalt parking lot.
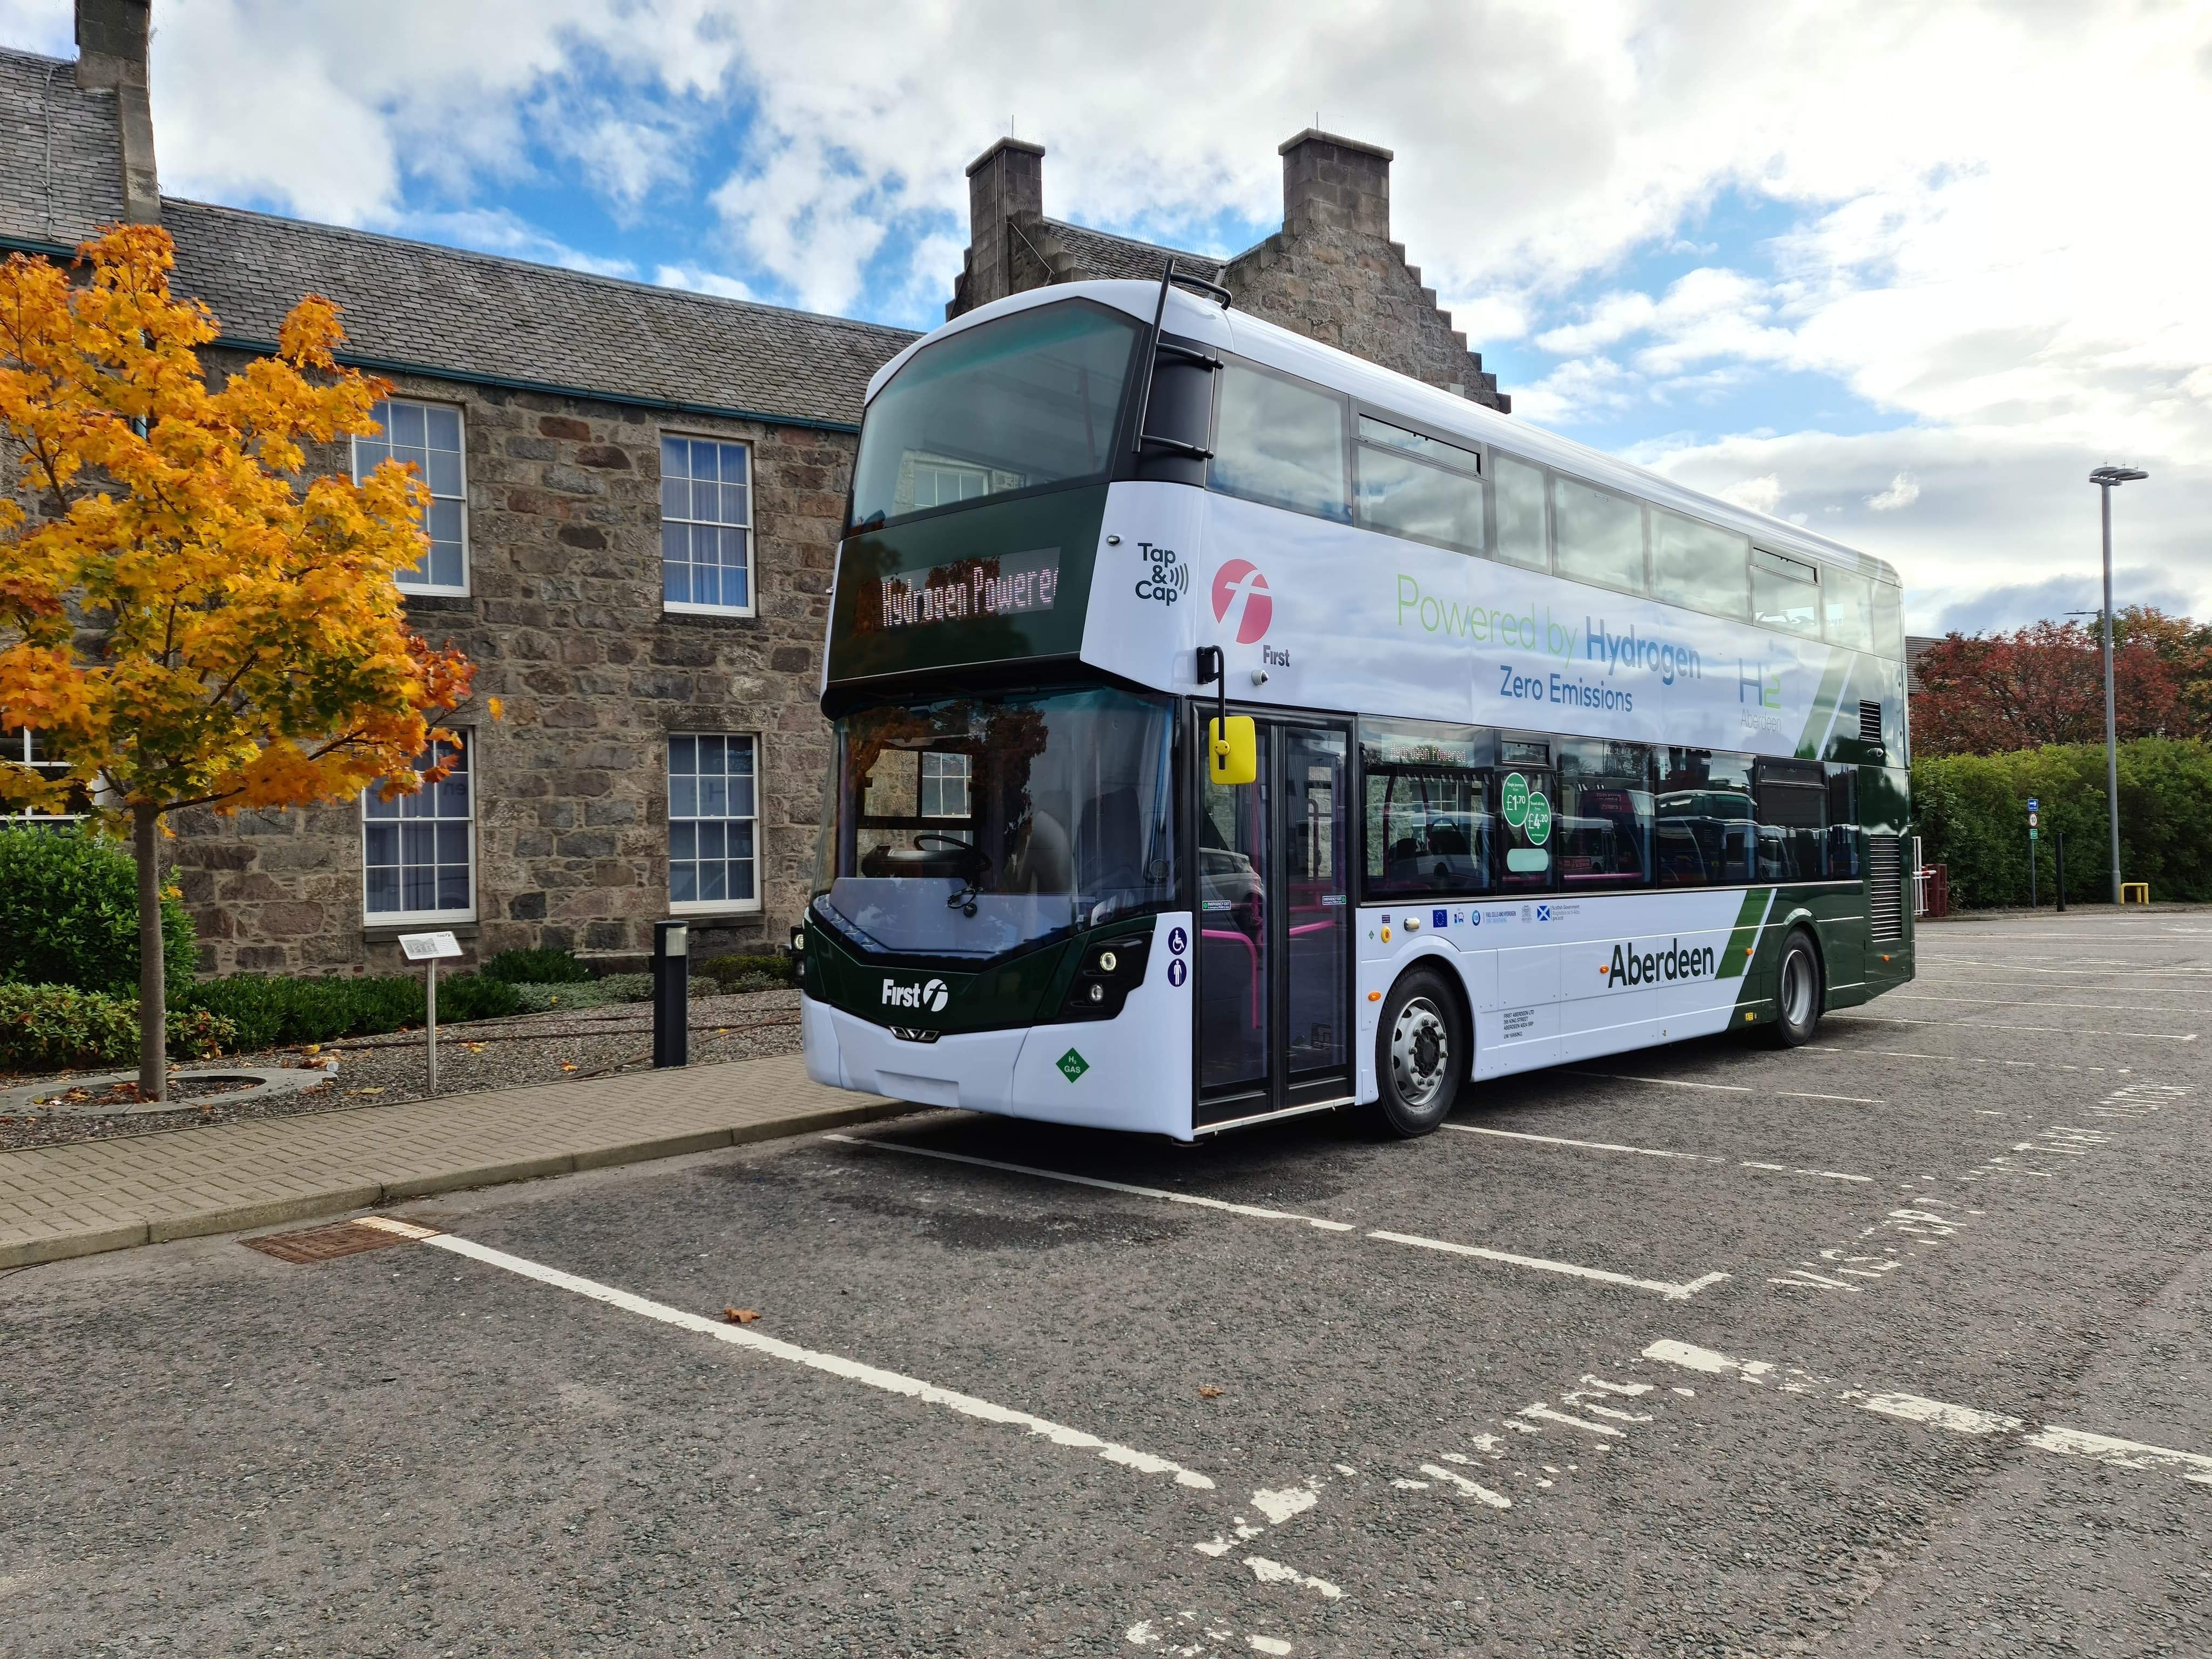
[6,909,2210,1657]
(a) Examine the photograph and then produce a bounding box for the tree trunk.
[134,802,166,1102]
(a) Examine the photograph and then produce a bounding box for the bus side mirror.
[1208,716,1257,786]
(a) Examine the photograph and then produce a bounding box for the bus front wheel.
[1372,968,1465,1138]
[1767,929,1824,1048]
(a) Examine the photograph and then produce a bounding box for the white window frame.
[2,730,86,823]
[667,732,763,915]
[361,732,477,926]
[353,396,470,597]
[660,434,756,618]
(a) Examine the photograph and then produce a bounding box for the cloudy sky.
[7,0,2206,633]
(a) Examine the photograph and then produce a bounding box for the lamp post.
[2089,466,2148,903]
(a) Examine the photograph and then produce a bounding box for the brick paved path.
[0,1055,904,1269]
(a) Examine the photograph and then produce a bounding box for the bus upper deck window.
[1354,417,1485,556]
[1493,454,1549,572]
[1823,568,1877,652]
[1752,548,1820,637]
[1208,361,1350,524]
[1553,475,1646,596]
[1651,509,1749,621]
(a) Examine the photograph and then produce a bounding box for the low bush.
[481,947,590,985]
[0,825,195,994]
[435,973,523,1023]
[0,983,235,1072]
[176,972,517,1049]
[509,975,652,1013]
[697,953,794,990]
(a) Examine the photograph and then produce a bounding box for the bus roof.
[867,280,1903,592]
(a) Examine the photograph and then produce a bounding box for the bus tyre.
[1372,969,1465,1138]
[1768,929,1823,1048]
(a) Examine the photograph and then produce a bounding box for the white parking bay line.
[1566,1069,1883,1105]
[1829,1014,2198,1041]
[822,1134,1357,1231]
[353,1217,1216,1490]
[830,1133,1727,1299]
[1444,1123,1871,1183]
[1642,1339,2212,1489]
[1368,1230,1729,1301]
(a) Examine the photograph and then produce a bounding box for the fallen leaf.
[560,1061,577,1072]
[1197,1385,1224,1399]
[723,1307,761,1325]
[303,1043,321,1056]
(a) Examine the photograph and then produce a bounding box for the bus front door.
[1195,716,1353,1129]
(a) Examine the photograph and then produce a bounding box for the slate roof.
[161,199,918,429]
[1034,218,1231,285]
[0,46,128,250]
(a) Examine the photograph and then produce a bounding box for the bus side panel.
[1477,943,1561,1077]
[1555,908,1746,1063]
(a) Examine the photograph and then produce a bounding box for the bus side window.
[1826,765,1861,878]
[1354,416,1485,556]
[1655,748,1755,887]
[1207,360,1351,524]
[1493,453,1549,571]
[1553,475,1646,596]
[1651,508,1749,621]
[1755,759,1827,882]
[1556,738,1651,889]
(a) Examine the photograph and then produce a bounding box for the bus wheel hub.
[1392,999,1449,1104]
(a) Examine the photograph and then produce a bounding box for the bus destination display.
[876,545,1060,631]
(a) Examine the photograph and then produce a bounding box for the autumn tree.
[1910,613,2201,758]
[0,225,478,1099]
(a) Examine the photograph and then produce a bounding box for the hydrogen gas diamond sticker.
[1056,1048,1090,1083]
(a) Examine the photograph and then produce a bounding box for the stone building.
[3,0,1508,980]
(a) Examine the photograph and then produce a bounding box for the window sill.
[662,603,759,621]
[363,918,481,940]
[401,591,474,611]
[668,901,764,919]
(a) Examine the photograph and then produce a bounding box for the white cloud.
[652,263,756,302]
[1866,471,1920,511]
[28,0,2198,627]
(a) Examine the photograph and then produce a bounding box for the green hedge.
[0,984,235,1073]
[1912,738,2212,908]
[0,825,195,994]
[697,953,794,992]
[481,946,590,984]
[176,972,520,1050]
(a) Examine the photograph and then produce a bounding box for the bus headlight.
[1060,929,1154,1021]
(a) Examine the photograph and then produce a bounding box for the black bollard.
[653,920,690,1068]
[2055,831,2067,912]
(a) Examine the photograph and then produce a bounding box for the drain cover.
[244,1220,413,1264]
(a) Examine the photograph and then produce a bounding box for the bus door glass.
[1198,727,1269,1095]
[1283,726,1348,1079]
[1494,739,1555,892]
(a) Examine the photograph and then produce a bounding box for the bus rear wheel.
[1372,968,1465,1138]
[1767,928,1824,1048]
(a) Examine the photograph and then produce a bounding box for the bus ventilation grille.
[1869,834,1905,941]
[1859,700,1883,743]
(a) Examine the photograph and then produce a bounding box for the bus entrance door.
[1195,716,1353,1129]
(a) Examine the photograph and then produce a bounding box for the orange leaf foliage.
[0,225,476,819]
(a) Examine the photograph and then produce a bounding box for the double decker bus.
[799,271,1912,1139]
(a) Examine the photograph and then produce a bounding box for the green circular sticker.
[1501,771,1530,828]
[1524,790,1553,846]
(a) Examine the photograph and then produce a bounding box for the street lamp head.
[2089,466,2149,487]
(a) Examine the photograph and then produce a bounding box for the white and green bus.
[799,270,1912,1138]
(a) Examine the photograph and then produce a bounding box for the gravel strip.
[0,988,804,1152]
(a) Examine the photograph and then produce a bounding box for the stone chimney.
[958,137,1044,313]
[75,0,159,224]
[1278,129,1391,240]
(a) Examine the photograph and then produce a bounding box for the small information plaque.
[399,931,463,962]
